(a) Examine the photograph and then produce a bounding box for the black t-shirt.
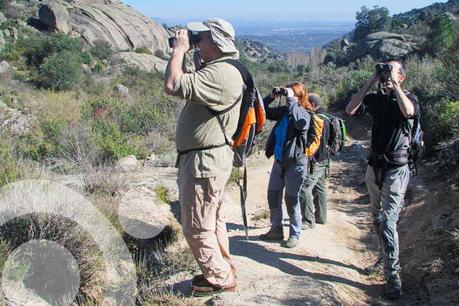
[356,91,419,154]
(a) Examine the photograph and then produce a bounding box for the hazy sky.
[122,0,448,23]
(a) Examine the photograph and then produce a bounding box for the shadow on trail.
[229,235,380,297]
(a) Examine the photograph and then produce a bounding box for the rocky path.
[211,140,390,305]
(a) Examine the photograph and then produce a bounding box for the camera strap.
[193,50,203,71]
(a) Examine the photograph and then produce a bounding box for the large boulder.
[346,31,419,62]
[39,2,72,34]
[36,0,170,54]
[0,61,9,74]
[117,52,167,73]
[116,155,139,172]
[0,12,6,25]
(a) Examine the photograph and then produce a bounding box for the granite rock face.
[37,0,170,53]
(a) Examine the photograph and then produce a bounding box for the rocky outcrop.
[39,2,72,34]
[0,12,6,25]
[331,31,420,64]
[36,0,170,54]
[114,84,129,97]
[116,155,139,172]
[117,52,167,73]
[0,61,9,74]
[238,38,281,63]
[0,99,32,136]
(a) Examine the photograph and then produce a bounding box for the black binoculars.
[168,31,201,48]
[375,63,392,75]
[272,87,288,96]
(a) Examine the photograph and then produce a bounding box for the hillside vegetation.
[0,0,458,305]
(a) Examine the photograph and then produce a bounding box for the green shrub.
[91,119,147,162]
[92,61,104,73]
[80,51,93,65]
[24,33,83,67]
[336,69,372,104]
[38,50,85,90]
[135,47,152,55]
[40,118,67,157]
[429,13,458,55]
[154,185,170,204]
[16,132,45,161]
[0,144,18,187]
[89,40,113,61]
[433,100,459,142]
[118,100,166,135]
[267,60,291,73]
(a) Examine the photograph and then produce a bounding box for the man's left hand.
[173,29,190,53]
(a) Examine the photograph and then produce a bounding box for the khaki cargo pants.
[177,166,236,288]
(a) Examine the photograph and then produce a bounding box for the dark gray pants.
[365,165,410,277]
[267,161,305,239]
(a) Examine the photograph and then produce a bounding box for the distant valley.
[155,18,355,53]
[236,21,354,52]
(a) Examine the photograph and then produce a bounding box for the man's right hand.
[346,72,379,116]
[173,29,190,53]
[368,72,380,86]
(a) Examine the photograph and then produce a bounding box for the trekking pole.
[237,166,249,240]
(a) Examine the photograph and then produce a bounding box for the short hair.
[308,93,322,107]
[387,59,407,76]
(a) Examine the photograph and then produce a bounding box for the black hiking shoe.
[281,236,299,248]
[260,226,284,241]
[385,273,402,300]
[192,274,204,285]
[364,257,384,276]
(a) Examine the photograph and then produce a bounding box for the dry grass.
[81,164,128,197]
[0,214,107,303]
[38,90,82,124]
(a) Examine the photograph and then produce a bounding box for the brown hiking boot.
[191,278,237,297]
[259,226,284,241]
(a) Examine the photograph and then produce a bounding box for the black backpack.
[318,114,347,155]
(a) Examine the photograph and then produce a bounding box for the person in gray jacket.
[260,82,311,248]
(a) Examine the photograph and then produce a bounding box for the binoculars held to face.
[375,63,392,75]
[272,87,288,96]
[168,30,201,48]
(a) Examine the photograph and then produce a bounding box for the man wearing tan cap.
[164,18,242,296]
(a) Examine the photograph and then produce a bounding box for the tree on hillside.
[429,12,458,55]
[354,6,391,41]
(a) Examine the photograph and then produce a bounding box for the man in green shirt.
[165,18,243,296]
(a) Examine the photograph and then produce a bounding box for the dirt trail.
[211,140,388,305]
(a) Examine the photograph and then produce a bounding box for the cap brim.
[187,22,211,32]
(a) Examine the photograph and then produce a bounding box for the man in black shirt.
[346,60,418,300]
